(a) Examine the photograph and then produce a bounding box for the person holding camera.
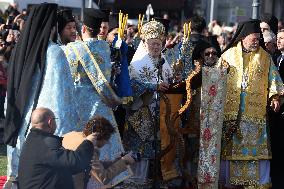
[63,115,135,189]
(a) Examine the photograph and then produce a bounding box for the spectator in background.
[260,13,278,35]
[21,9,27,16]
[0,32,13,67]
[0,13,20,45]
[189,15,206,46]
[270,28,284,188]
[5,29,16,45]
[125,24,135,46]
[217,33,226,51]
[277,29,284,79]
[278,20,284,31]
[3,45,13,66]
[163,13,169,20]
[263,30,280,65]
[208,20,222,36]
[225,30,234,45]
[0,38,7,51]
[260,21,271,33]
[0,50,7,119]
[1,26,9,39]
[165,32,177,48]
[125,23,137,65]
[13,14,27,32]
[4,3,20,18]
[0,15,4,25]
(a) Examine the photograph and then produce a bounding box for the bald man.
[29,107,57,134]
[18,107,96,189]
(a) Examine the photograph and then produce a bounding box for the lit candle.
[187,22,191,40]
[183,23,186,37]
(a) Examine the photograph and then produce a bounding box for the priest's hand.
[158,82,169,92]
[270,98,280,112]
[0,24,5,31]
[86,133,99,146]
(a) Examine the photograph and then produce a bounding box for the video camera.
[4,16,14,30]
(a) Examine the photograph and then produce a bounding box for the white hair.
[262,30,276,43]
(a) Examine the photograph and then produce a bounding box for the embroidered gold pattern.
[243,183,272,189]
[230,161,259,186]
[222,120,271,160]
[222,42,272,123]
[141,20,165,41]
[139,66,156,82]
[127,107,153,142]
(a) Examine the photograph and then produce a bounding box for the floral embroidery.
[198,66,227,186]
[208,85,217,96]
[139,66,156,82]
[204,172,212,183]
[203,128,212,141]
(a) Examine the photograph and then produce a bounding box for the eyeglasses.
[204,51,217,56]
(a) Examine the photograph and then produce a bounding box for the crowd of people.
[0,2,284,189]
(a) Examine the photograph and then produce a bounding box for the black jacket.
[277,54,284,82]
[277,54,284,114]
[18,128,94,189]
[190,33,205,47]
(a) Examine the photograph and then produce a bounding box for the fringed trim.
[243,183,272,189]
[224,113,266,125]
[224,113,238,122]
[223,155,272,161]
[230,178,258,186]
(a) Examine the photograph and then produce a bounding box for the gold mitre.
[141,20,165,41]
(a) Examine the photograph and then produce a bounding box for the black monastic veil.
[4,3,58,146]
